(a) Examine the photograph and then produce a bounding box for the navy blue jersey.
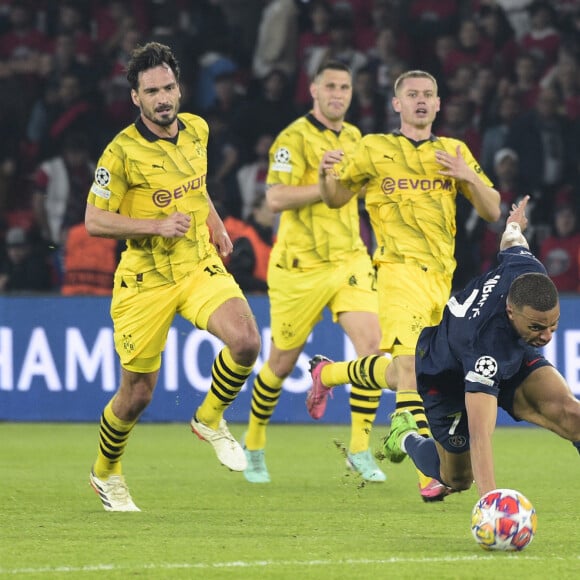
[417,246,547,398]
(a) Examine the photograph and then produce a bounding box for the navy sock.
[404,433,442,481]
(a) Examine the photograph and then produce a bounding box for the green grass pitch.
[1,422,579,579]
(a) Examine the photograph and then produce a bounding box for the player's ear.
[309,81,317,101]
[130,89,139,108]
[505,301,514,320]
[391,96,400,113]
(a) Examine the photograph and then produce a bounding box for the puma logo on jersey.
[383,154,396,161]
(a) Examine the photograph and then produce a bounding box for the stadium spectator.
[294,0,332,111]
[365,25,412,98]
[477,3,519,75]
[194,38,239,112]
[468,66,501,134]
[60,223,118,296]
[223,194,274,294]
[31,131,95,284]
[39,32,93,91]
[26,72,96,162]
[200,71,246,126]
[306,12,368,83]
[403,0,459,65]
[539,191,580,292]
[0,106,21,216]
[519,0,561,74]
[90,0,149,61]
[540,48,580,121]
[99,26,143,140]
[444,63,477,105]
[49,1,95,64]
[233,68,298,164]
[438,96,482,158]
[252,0,299,81]
[505,85,575,215]
[494,0,534,40]
[477,148,529,273]
[31,132,94,248]
[0,1,50,107]
[346,64,387,134]
[498,52,541,112]
[442,17,495,77]
[236,133,273,220]
[480,95,521,179]
[205,107,242,219]
[0,226,52,293]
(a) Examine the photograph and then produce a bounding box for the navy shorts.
[418,355,552,454]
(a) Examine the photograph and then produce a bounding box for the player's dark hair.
[313,59,352,80]
[394,70,438,96]
[508,273,558,312]
[126,42,180,90]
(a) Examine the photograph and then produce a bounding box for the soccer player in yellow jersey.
[242,60,385,484]
[310,69,501,501]
[85,42,261,512]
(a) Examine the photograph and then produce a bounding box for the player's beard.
[147,103,179,127]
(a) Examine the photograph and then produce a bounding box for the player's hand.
[319,150,343,179]
[211,228,233,257]
[158,212,191,238]
[435,145,473,182]
[506,195,529,231]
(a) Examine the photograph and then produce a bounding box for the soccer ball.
[471,488,537,551]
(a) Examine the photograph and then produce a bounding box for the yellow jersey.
[87,113,215,287]
[268,113,367,269]
[338,131,493,274]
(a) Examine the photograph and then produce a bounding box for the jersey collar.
[135,115,186,143]
[306,112,342,137]
[392,129,438,146]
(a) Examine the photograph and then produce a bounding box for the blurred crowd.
[1,0,580,294]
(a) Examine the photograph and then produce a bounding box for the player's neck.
[313,110,343,133]
[399,123,432,142]
[140,115,179,139]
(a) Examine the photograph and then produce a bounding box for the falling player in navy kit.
[378,195,580,498]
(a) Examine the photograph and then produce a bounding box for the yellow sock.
[321,355,391,388]
[246,362,283,450]
[395,390,431,437]
[396,390,434,485]
[349,384,381,453]
[196,347,253,429]
[93,398,138,479]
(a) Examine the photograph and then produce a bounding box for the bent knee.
[229,329,261,366]
[445,476,473,492]
[441,469,473,492]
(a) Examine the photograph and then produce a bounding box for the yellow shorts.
[376,262,451,356]
[111,255,246,372]
[268,251,378,350]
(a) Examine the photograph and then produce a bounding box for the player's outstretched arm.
[499,195,530,251]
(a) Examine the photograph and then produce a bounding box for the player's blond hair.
[394,70,438,96]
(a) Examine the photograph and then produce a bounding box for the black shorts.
[418,355,553,454]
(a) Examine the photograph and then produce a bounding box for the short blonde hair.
[394,70,438,96]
